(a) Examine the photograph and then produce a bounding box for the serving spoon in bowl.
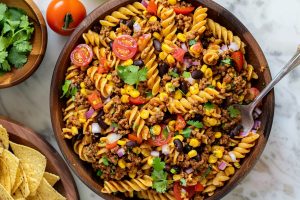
[234,45,300,134]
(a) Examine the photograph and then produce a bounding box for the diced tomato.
[138,34,151,52]
[231,51,244,72]
[194,183,204,192]
[128,133,142,144]
[186,186,196,199]
[106,141,118,149]
[70,44,93,67]
[98,57,110,74]
[149,125,173,146]
[172,48,186,63]
[129,96,147,105]
[147,0,157,15]
[113,35,138,60]
[173,6,195,15]
[248,87,260,101]
[175,115,186,131]
[173,182,182,200]
[87,91,103,110]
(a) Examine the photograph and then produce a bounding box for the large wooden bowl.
[50,0,275,199]
[0,0,47,88]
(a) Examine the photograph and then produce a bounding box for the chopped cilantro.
[146,91,153,98]
[96,170,103,177]
[227,105,240,118]
[151,157,168,193]
[111,122,118,128]
[180,178,187,186]
[170,168,176,174]
[202,166,212,178]
[187,120,203,129]
[221,58,232,65]
[60,80,78,98]
[182,128,192,138]
[189,39,197,46]
[182,71,191,78]
[117,65,147,86]
[102,157,109,166]
[162,126,169,138]
[169,70,179,78]
[207,85,215,89]
[204,102,214,110]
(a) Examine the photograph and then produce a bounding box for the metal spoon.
[234,46,300,134]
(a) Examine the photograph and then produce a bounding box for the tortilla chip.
[12,165,22,194]
[0,157,11,194]
[0,183,13,200]
[9,142,46,196]
[43,172,60,187]
[1,149,20,188]
[0,125,9,149]
[27,178,66,200]
[0,146,3,155]
[15,164,30,198]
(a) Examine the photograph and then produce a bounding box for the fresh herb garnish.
[182,71,191,78]
[202,166,212,178]
[117,65,147,86]
[207,85,215,89]
[221,58,232,65]
[102,157,109,166]
[189,39,197,46]
[146,91,153,98]
[187,120,203,129]
[180,178,187,186]
[162,126,169,138]
[170,168,176,174]
[227,105,240,118]
[204,102,214,110]
[151,157,168,193]
[61,80,78,98]
[182,128,192,138]
[111,122,118,128]
[96,170,103,177]
[169,70,179,78]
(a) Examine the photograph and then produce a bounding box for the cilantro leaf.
[14,40,32,52]
[111,122,118,128]
[180,178,187,186]
[138,66,147,81]
[182,128,192,138]
[102,157,109,166]
[0,60,10,71]
[96,170,103,177]
[117,65,147,86]
[189,39,197,46]
[207,85,215,89]
[182,71,191,78]
[227,105,240,118]
[151,158,168,193]
[187,120,203,128]
[7,46,27,67]
[152,157,165,171]
[146,91,153,98]
[221,58,232,65]
[60,80,77,98]
[153,180,168,193]
[169,70,179,78]
[0,51,8,63]
[204,102,214,110]
[0,3,7,21]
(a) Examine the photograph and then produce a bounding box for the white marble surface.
[0,0,300,199]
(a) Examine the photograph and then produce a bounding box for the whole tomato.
[46,0,86,36]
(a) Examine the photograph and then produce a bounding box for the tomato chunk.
[231,51,244,72]
[248,87,260,101]
[147,0,157,15]
[87,91,103,110]
[70,44,93,67]
[98,57,110,74]
[172,48,186,63]
[106,141,118,149]
[128,134,142,144]
[149,125,173,146]
[129,96,147,105]
[175,115,186,131]
[173,182,182,200]
[173,6,195,15]
[113,35,138,60]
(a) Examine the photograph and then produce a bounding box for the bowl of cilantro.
[0,0,47,88]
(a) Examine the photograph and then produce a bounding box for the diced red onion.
[104,97,111,104]
[251,129,257,133]
[117,148,125,157]
[141,0,148,7]
[85,108,94,119]
[253,120,261,130]
[228,42,239,51]
[181,43,188,52]
[162,144,170,155]
[254,108,262,116]
[221,44,229,52]
[185,77,195,85]
[240,131,250,137]
[91,123,101,134]
[218,161,227,170]
[151,151,160,157]
[107,133,122,144]
[183,58,192,68]
[185,168,194,174]
[229,151,237,162]
[192,61,201,66]
[133,22,141,32]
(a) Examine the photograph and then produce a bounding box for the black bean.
[126,20,134,29]
[96,110,109,130]
[191,70,203,79]
[173,139,183,152]
[201,38,209,49]
[158,62,169,77]
[153,39,162,51]
[133,59,144,67]
[183,144,192,154]
[230,124,243,138]
[193,114,203,121]
[92,25,101,33]
[92,133,101,142]
[179,81,189,94]
[109,41,114,50]
[126,141,137,147]
[75,132,84,141]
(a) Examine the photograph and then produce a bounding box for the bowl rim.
[50,0,275,199]
[0,0,47,89]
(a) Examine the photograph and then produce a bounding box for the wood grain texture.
[50,0,275,199]
[0,0,47,89]
[0,116,79,200]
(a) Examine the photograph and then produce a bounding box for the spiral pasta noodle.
[137,190,176,200]
[160,7,177,42]
[187,6,208,38]
[203,43,220,66]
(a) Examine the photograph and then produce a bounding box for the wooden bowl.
[50,0,275,199]
[0,116,79,200]
[0,0,47,89]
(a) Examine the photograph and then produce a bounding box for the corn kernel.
[173,174,181,181]
[121,95,129,103]
[212,79,216,87]
[168,120,176,131]
[186,92,191,97]
[140,109,150,119]
[165,82,175,93]
[215,132,222,138]
[149,16,157,22]
[123,59,133,66]
[159,92,168,101]
[151,125,162,136]
[132,147,141,154]
[225,166,235,176]
[208,155,217,163]
[205,68,213,78]
[109,31,117,40]
[174,90,183,100]
[153,32,162,40]
[162,43,173,54]
[188,150,197,158]
[121,88,126,95]
[79,118,86,123]
[129,168,137,178]
[167,54,175,64]
[129,90,140,98]
[234,162,241,169]
[189,86,199,95]
[173,135,184,142]
[141,148,151,157]
[177,33,187,42]
[189,138,200,148]
[159,52,168,60]
[147,156,153,166]
[71,127,78,135]
[117,140,126,146]
[201,64,208,73]
[213,150,223,158]
[125,85,134,94]
[168,0,177,5]
[106,74,112,81]
[80,88,87,96]
[80,82,85,88]
[118,159,126,169]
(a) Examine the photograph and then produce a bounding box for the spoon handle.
[250,46,300,110]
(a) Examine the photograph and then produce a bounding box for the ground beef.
[119,118,130,129]
[176,14,193,32]
[84,76,94,89]
[74,93,89,107]
[148,21,161,32]
[219,134,230,146]
[116,23,132,35]
[82,143,98,163]
[69,116,81,128]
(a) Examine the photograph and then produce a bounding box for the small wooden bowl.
[0,0,47,89]
[0,116,79,199]
[50,0,275,199]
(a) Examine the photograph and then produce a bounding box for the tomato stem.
[63,12,73,30]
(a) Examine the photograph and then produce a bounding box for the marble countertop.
[1,0,300,199]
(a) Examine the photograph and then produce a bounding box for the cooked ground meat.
[176,14,193,32]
